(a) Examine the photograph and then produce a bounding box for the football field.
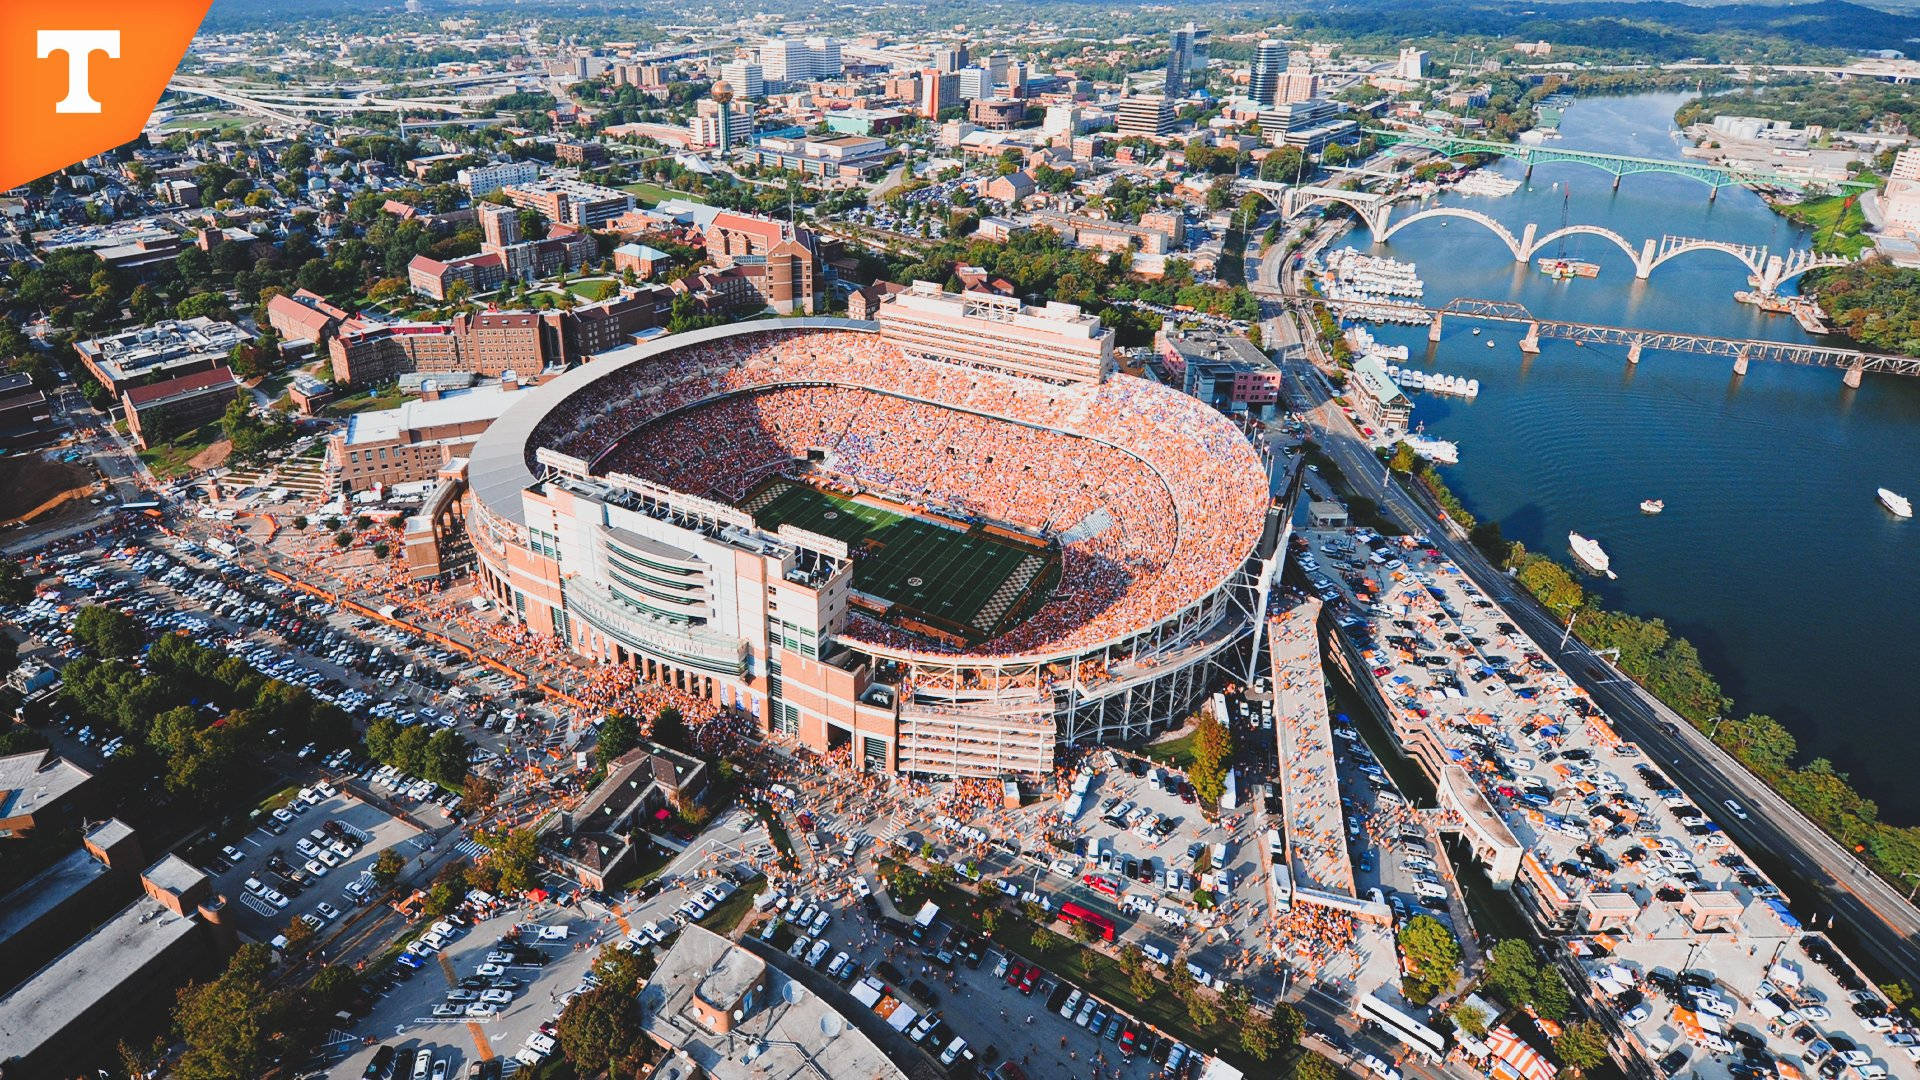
[743,480,1046,640]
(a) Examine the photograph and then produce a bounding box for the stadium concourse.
[458,309,1285,778]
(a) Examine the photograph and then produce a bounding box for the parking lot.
[750,881,1208,1080]
[199,783,428,943]
[1301,523,1920,1080]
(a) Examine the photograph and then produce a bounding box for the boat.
[1401,433,1460,465]
[1471,328,1481,336]
[1486,340,1496,348]
[1569,532,1617,578]
[1640,499,1665,515]
[1879,488,1913,518]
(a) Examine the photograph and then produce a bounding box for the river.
[1329,91,1920,822]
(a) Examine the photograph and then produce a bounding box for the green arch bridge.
[1368,128,1877,196]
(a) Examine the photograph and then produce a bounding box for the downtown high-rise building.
[1248,38,1288,107]
[1116,94,1175,138]
[1164,21,1211,98]
[758,36,842,84]
[719,59,765,100]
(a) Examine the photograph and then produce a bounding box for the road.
[1266,290,1920,990]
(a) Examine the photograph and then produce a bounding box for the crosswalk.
[454,839,489,860]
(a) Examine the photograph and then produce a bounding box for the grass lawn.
[1141,727,1200,770]
[706,877,768,937]
[565,278,617,302]
[160,114,255,134]
[1783,194,1874,257]
[620,181,704,207]
[138,422,222,478]
[255,782,303,815]
[322,384,411,417]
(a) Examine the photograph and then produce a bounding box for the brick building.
[327,290,670,386]
[121,367,242,448]
[701,211,822,314]
[264,289,351,347]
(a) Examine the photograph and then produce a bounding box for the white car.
[263,888,289,909]
[304,859,330,877]
[476,964,506,977]
[315,902,341,920]
[480,989,515,1004]
[221,844,246,863]
[464,1003,499,1019]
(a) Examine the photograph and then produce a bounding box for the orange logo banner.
[0,0,213,191]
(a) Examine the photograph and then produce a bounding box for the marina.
[1384,364,1481,398]
[1399,431,1460,464]
[1448,169,1524,197]
[1735,289,1832,335]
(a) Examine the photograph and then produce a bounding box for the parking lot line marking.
[466,1022,494,1061]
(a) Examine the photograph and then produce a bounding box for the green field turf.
[744,481,1044,640]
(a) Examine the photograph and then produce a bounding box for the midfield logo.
[0,1,213,191]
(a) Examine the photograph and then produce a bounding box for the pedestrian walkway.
[1270,600,1356,897]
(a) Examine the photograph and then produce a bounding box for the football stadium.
[465,283,1284,777]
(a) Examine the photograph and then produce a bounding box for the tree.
[73,604,141,657]
[1191,707,1232,808]
[477,825,540,894]
[1069,917,1100,945]
[597,710,641,768]
[1293,1054,1341,1080]
[1397,915,1463,1004]
[173,944,277,1080]
[1387,442,1418,474]
[591,943,654,996]
[0,559,32,604]
[1120,945,1157,999]
[557,987,646,1077]
[373,848,406,886]
[1030,926,1053,953]
[981,906,1002,935]
[1554,1019,1611,1074]
[1451,1002,1490,1038]
[1481,939,1542,1006]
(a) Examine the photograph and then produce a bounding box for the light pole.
[1559,611,1578,651]
[1902,872,1920,903]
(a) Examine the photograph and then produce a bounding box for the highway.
[1263,262,1920,990]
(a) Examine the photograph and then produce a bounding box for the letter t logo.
[37,30,122,114]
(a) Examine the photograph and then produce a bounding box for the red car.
[1020,966,1040,995]
[1119,1025,1139,1057]
[1005,961,1026,988]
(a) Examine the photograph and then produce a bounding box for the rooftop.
[0,895,200,1062]
[639,926,908,1080]
[0,749,91,822]
[0,846,110,950]
[343,383,527,446]
[75,319,252,383]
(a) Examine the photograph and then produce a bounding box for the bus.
[1057,901,1116,942]
[1357,993,1446,1064]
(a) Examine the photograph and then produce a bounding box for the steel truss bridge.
[1364,128,1876,195]
[1271,294,1920,384]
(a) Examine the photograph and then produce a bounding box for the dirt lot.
[0,455,94,521]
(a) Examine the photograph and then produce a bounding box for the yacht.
[1569,532,1616,578]
[1639,499,1664,515]
[1879,488,1912,518]
[1471,328,1482,336]
[1401,433,1460,465]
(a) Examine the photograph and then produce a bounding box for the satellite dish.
[819,1015,843,1038]
[733,1008,745,1020]
[781,980,804,1004]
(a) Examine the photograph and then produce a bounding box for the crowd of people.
[522,328,1271,660]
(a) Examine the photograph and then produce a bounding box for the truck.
[913,901,939,928]
[850,977,885,1010]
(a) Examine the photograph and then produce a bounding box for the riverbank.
[1397,459,1920,894]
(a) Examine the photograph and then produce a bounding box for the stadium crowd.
[524,328,1270,659]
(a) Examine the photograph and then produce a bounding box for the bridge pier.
[1428,312,1444,343]
[1845,360,1864,389]
[1636,238,1655,280]
[1709,185,1720,203]
[1627,340,1643,364]
[1612,174,1621,191]
[1733,351,1749,377]
[1519,323,1541,354]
